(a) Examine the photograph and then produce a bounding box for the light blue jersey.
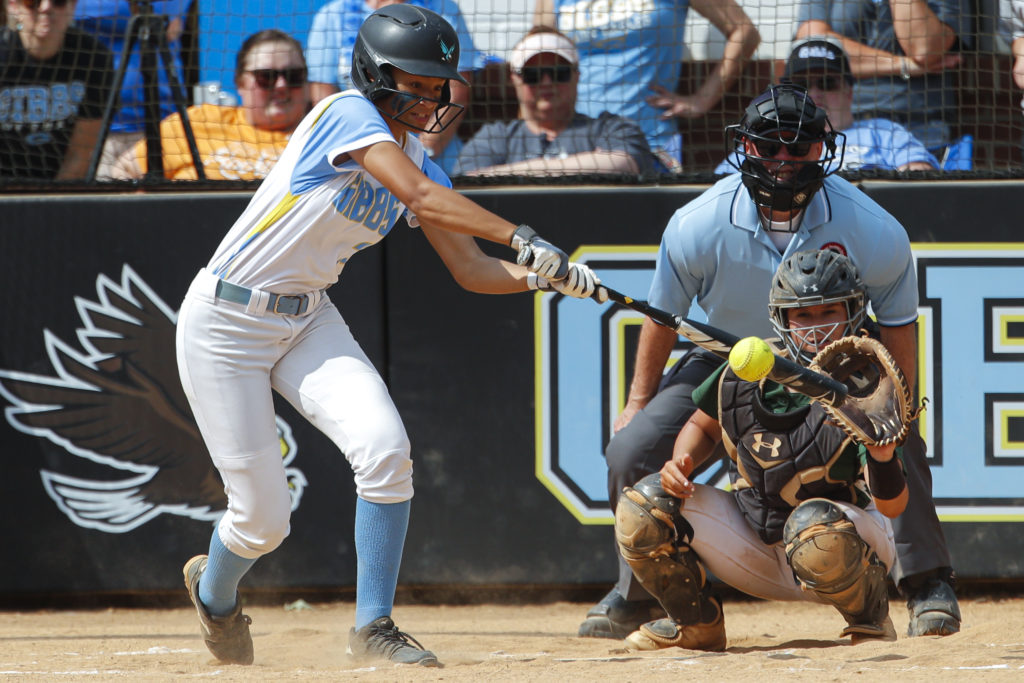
[554,0,689,158]
[306,0,484,89]
[208,92,449,293]
[649,174,918,338]
[715,119,938,174]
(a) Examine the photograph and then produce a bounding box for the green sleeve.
[692,362,728,417]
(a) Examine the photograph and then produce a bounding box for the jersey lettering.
[0,83,84,125]
[333,176,404,235]
[557,0,657,43]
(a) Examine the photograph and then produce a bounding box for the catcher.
[615,249,914,651]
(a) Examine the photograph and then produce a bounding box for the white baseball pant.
[176,269,414,559]
[683,484,896,603]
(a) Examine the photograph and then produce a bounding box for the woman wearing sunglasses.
[454,28,656,178]
[1,0,114,180]
[74,0,190,179]
[112,29,311,180]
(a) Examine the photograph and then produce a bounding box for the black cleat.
[183,555,254,665]
[578,587,666,639]
[903,569,962,637]
[347,616,440,666]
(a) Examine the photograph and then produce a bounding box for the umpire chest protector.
[717,370,866,544]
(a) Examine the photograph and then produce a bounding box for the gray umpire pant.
[605,348,951,602]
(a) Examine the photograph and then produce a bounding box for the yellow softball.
[729,336,775,382]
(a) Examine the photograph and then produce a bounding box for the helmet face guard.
[726,84,845,217]
[351,4,468,134]
[769,249,867,363]
[373,82,465,135]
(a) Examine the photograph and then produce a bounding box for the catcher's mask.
[351,4,468,134]
[725,83,845,218]
[769,249,866,363]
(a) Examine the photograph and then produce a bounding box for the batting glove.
[511,224,569,280]
[528,263,600,299]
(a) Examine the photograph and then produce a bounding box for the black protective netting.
[1,0,1022,190]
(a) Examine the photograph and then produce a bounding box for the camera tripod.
[86,0,205,182]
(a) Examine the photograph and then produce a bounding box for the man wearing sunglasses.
[582,82,956,642]
[454,28,656,177]
[795,0,971,155]
[715,38,938,174]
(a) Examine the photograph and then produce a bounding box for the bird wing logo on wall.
[0,265,307,533]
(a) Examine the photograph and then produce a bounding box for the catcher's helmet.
[351,4,468,132]
[769,249,866,362]
[725,83,844,215]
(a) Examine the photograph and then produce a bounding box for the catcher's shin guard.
[783,499,896,642]
[614,474,722,633]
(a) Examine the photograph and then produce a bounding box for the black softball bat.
[594,284,849,406]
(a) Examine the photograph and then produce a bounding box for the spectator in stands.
[74,1,190,179]
[533,0,760,173]
[306,0,484,175]
[111,29,311,181]
[1,0,114,180]
[795,0,972,153]
[453,28,656,178]
[716,38,938,173]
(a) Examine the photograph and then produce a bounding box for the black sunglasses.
[795,76,844,92]
[247,67,307,89]
[21,0,71,8]
[753,139,814,158]
[517,65,575,85]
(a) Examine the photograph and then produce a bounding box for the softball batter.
[176,5,597,667]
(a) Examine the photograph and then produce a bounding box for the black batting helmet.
[769,249,866,363]
[351,4,468,132]
[726,83,844,215]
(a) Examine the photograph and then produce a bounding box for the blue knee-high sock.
[199,531,258,617]
[354,498,410,630]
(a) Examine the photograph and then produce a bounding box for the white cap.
[508,32,579,71]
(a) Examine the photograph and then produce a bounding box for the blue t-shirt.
[649,173,919,338]
[796,0,972,148]
[306,0,484,89]
[553,0,690,157]
[715,118,938,173]
[74,0,188,134]
[453,112,655,175]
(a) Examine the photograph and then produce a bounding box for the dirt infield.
[2,595,1023,681]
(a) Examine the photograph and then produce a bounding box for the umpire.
[579,83,960,640]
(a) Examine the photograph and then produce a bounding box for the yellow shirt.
[131,104,293,180]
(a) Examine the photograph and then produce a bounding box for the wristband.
[867,455,905,500]
[510,224,537,249]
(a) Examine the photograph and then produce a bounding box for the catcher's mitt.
[808,335,924,446]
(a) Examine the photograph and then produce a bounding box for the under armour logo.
[802,284,820,293]
[439,38,455,62]
[751,433,782,458]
